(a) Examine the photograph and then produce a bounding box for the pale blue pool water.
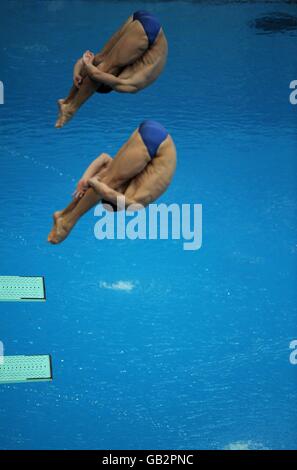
[0,0,297,450]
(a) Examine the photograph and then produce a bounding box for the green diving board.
[0,355,52,384]
[0,276,46,301]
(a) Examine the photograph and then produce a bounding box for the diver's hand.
[88,176,104,194]
[73,178,89,199]
[88,176,99,186]
[83,50,95,66]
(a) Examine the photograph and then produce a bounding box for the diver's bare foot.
[55,102,75,128]
[48,215,73,244]
[57,99,66,115]
[47,211,62,243]
[53,210,62,222]
[47,211,61,240]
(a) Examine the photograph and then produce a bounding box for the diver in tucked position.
[55,11,168,128]
[48,121,176,244]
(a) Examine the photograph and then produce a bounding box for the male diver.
[55,11,168,128]
[48,121,176,244]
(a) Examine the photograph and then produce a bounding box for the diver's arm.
[88,179,143,210]
[85,64,138,93]
[73,154,112,200]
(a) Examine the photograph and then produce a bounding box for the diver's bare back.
[119,29,168,90]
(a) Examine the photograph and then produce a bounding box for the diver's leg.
[54,199,79,219]
[55,60,92,127]
[55,21,148,128]
[61,85,78,105]
[55,75,99,128]
[95,16,134,60]
[48,155,112,244]
[100,136,150,189]
[48,188,102,244]
[57,17,134,109]
[56,86,78,123]
[98,20,148,74]
[57,56,88,110]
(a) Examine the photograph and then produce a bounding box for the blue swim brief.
[133,10,162,46]
[138,120,168,159]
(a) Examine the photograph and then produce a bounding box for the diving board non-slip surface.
[0,355,52,384]
[0,276,46,301]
